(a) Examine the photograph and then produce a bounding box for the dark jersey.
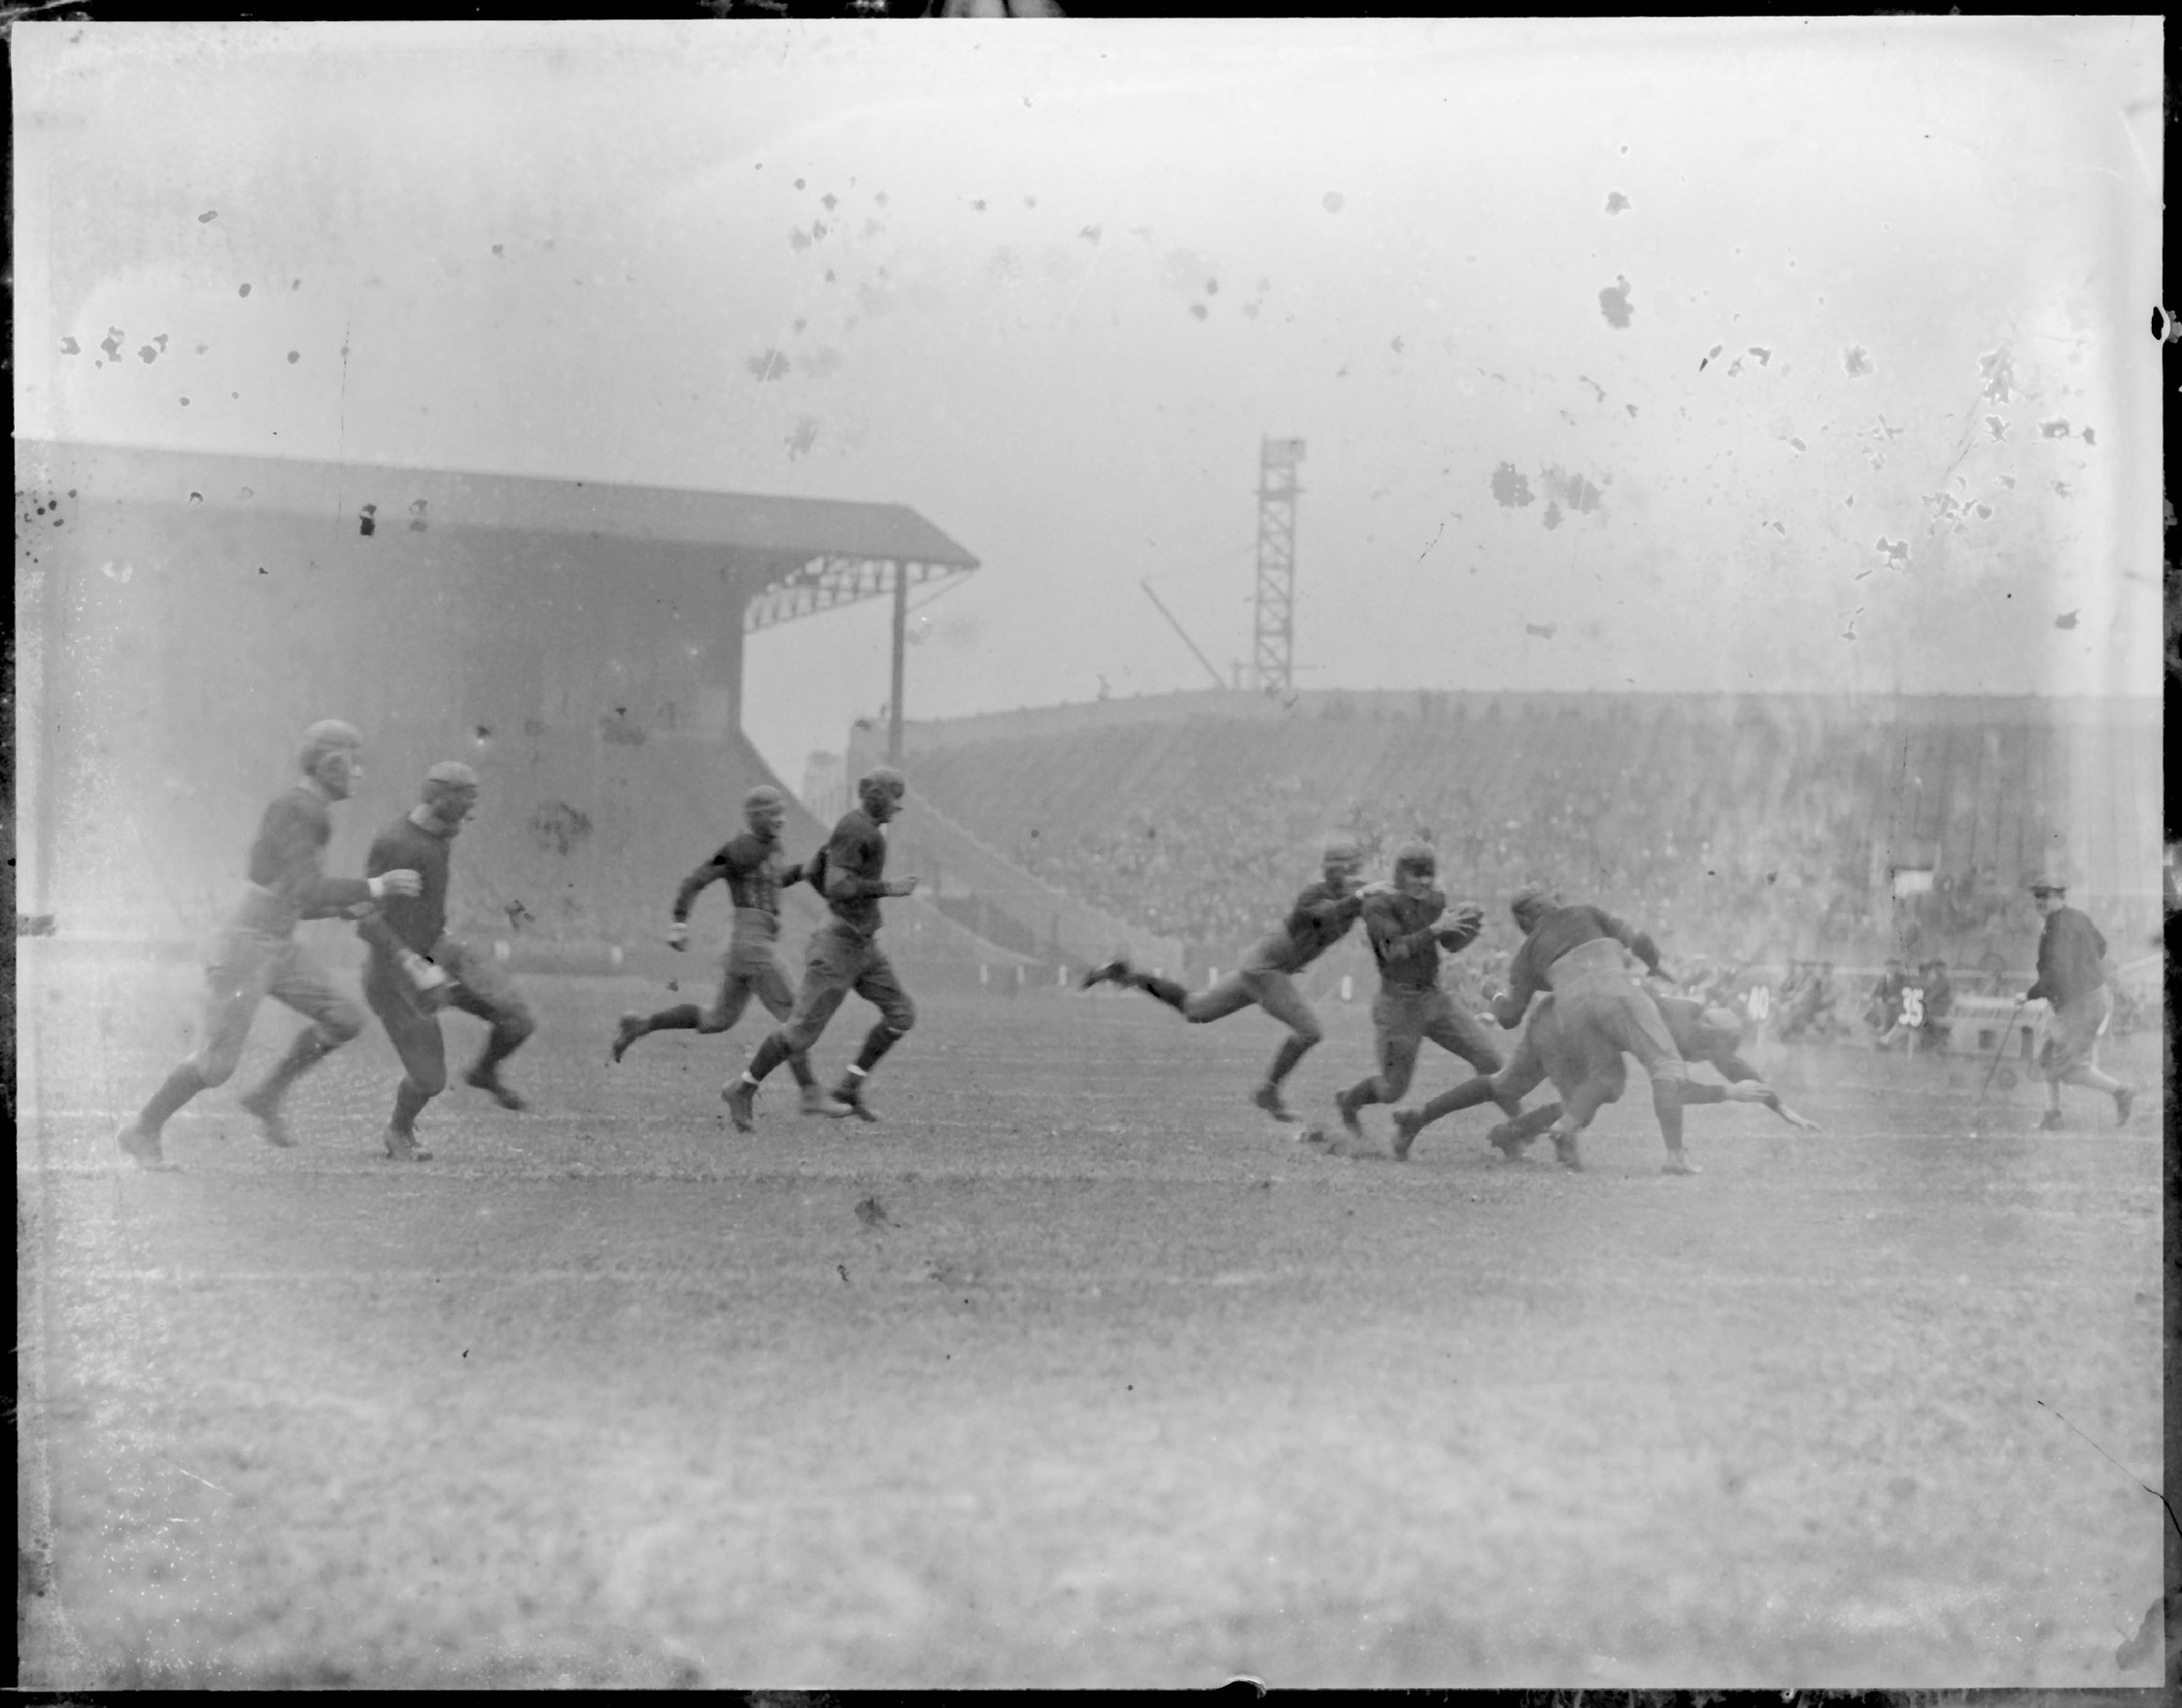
[1249,879,1365,974]
[1362,886,1478,993]
[820,807,892,938]
[235,785,374,935]
[1495,903,1662,1027]
[2028,906,2107,1008]
[360,811,456,960]
[672,831,808,924]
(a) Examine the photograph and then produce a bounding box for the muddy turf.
[17,953,2166,1688]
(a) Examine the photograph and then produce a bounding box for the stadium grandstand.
[19,439,2159,1014]
[850,686,2163,1008]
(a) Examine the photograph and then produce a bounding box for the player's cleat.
[1549,1126,1584,1173]
[115,1121,177,1171]
[1389,1109,1424,1162]
[801,1084,852,1119]
[834,1078,881,1124]
[1485,1120,1531,1160]
[383,1126,433,1163]
[238,1086,297,1148]
[1661,1150,1701,1177]
[1080,957,1131,990]
[2113,1087,2134,1128]
[609,1013,645,1064]
[465,1067,528,1111]
[1336,1087,1366,1142]
[723,1080,758,1133]
[1251,1082,1298,1125]
[2039,1109,2065,1132]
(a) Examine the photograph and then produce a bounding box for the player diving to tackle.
[1329,841,1523,1149]
[725,767,919,1131]
[1389,884,1699,1174]
[116,720,423,1168]
[1080,837,1369,1127]
[1459,991,1823,1164]
[610,785,848,1118]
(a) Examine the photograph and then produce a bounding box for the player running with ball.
[1081,837,1369,1127]
[1329,840,1522,1151]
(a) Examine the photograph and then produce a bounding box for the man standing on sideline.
[2025,878,2137,1130]
[1331,841,1519,1149]
[115,721,422,1169]
[1080,837,1368,1127]
[726,767,918,1131]
[611,785,846,1117]
[358,762,537,1162]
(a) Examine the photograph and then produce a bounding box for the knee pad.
[320,1008,365,1046]
[885,1006,916,1036]
[194,1056,237,1090]
[1292,1021,1324,1048]
[505,1008,537,1043]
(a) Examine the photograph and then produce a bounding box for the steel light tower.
[1253,437,1304,696]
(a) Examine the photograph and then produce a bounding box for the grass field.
[16,944,2169,1689]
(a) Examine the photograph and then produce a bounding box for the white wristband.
[367,874,389,899]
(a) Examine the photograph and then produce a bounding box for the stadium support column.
[889,560,907,766]
[1255,437,1305,697]
[720,554,753,737]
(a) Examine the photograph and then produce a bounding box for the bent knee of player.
[318,1002,366,1046]
[881,995,916,1035]
[1289,1014,1324,1047]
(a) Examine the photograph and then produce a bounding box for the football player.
[1459,990,1822,1163]
[612,785,846,1117]
[115,720,422,1168]
[1081,837,1368,1126]
[357,762,537,1162]
[1391,884,1694,1174]
[726,767,919,1130]
[1329,841,1519,1148]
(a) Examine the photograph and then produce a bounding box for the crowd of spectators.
[931,711,2146,983]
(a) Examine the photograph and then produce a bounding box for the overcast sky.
[15,18,2163,784]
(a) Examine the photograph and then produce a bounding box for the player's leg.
[747,953,837,1110]
[1249,972,1320,1123]
[1597,984,1694,1174]
[365,963,445,1162]
[1424,996,1525,1123]
[1340,994,1415,1140]
[2048,994,2134,1124]
[610,953,725,1061]
[1176,972,1256,1025]
[239,942,367,1148]
[441,941,534,1110]
[732,929,852,1130]
[1541,1048,1626,1173]
[833,947,916,1122]
[1395,999,1546,1159]
[119,932,272,1168]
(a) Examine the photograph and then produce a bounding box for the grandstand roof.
[17,438,979,568]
